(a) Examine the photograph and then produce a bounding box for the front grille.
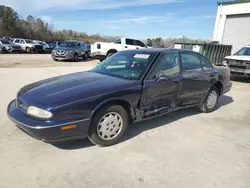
[229,65,247,69]
[56,50,66,55]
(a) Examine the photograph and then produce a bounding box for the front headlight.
[27,106,53,119]
[223,60,228,67]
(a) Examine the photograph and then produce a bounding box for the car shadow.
[53,95,233,150]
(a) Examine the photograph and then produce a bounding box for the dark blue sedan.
[7,48,232,146]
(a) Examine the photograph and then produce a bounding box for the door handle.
[125,46,128,48]
[136,47,139,49]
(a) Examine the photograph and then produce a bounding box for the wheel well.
[107,49,117,55]
[213,81,223,96]
[91,100,133,124]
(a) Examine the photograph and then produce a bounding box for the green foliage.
[0,5,116,43]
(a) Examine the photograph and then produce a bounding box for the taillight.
[97,43,101,49]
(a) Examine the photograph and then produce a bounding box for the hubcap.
[207,90,218,109]
[97,112,123,140]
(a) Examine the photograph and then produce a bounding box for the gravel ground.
[0,54,99,68]
[0,55,250,188]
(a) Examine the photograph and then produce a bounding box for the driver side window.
[150,52,180,79]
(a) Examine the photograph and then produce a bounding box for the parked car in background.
[33,40,52,53]
[46,42,57,49]
[56,41,63,47]
[13,38,44,53]
[91,37,149,61]
[51,40,89,61]
[0,38,22,53]
[7,48,232,146]
[224,45,250,78]
[86,44,91,57]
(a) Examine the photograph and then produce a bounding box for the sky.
[1,0,220,39]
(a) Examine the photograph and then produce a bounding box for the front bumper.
[90,51,106,59]
[229,68,250,78]
[7,100,91,143]
[52,53,74,60]
[8,48,23,53]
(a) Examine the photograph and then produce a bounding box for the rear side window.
[180,52,202,73]
[125,39,134,45]
[135,40,146,47]
[199,55,213,69]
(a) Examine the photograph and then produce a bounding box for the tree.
[146,38,153,46]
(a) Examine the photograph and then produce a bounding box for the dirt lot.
[0,54,99,68]
[0,55,250,188]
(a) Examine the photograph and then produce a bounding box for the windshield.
[0,40,11,44]
[234,47,250,56]
[38,42,47,46]
[91,51,157,80]
[59,41,77,48]
[25,39,35,44]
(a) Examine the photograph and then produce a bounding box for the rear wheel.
[106,52,115,58]
[1,47,7,53]
[73,53,78,62]
[199,86,219,113]
[83,52,88,60]
[88,105,129,146]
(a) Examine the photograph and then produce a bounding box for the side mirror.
[156,75,169,84]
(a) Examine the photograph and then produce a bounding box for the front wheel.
[199,86,219,113]
[88,105,129,147]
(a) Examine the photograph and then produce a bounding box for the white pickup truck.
[224,45,250,78]
[90,37,149,61]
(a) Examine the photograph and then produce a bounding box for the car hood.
[225,55,250,61]
[3,43,20,48]
[18,71,138,109]
[53,47,75,51]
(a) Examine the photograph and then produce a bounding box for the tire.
[106,52,115,58]
[73,53,78,62]
[88,105,129,147]
[26,47,32,53]
[199,86,219,113]
[83,52,88,60]
[1,47,7,53]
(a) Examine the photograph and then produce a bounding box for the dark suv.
[51,40,89,61]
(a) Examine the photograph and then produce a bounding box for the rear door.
[178,52,210,106]
[124,38,137,50]
[140,51,183,117]
[134,40,147,49]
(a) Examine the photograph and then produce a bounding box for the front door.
[140,52,183,118]
[178,51,210,106]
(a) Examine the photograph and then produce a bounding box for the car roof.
[124,48,194,53]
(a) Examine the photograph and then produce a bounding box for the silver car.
[0,39,22,53]
[51,40,89,61]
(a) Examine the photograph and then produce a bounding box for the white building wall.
[213,2,250,43]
